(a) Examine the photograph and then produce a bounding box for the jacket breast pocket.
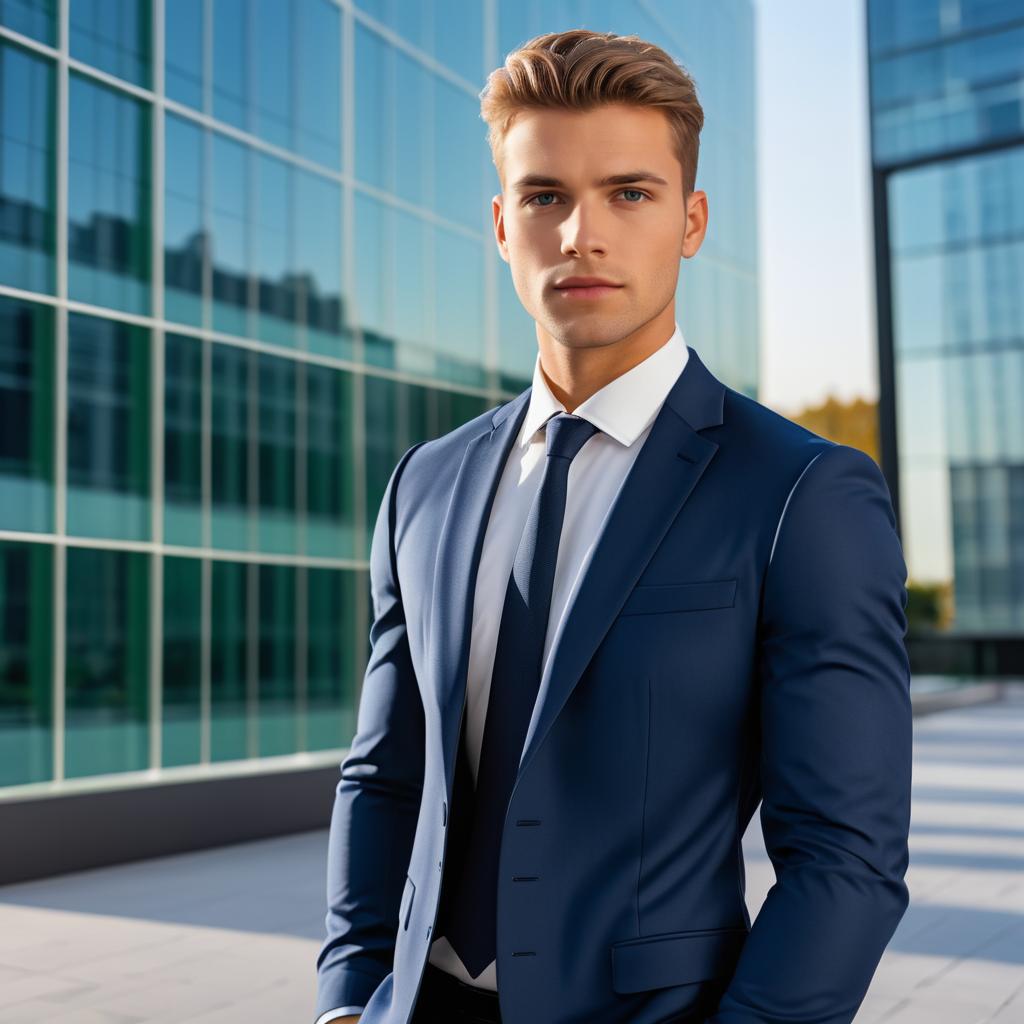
[610,925,747,994]
[618,578,737,617]
[399,874,415,931]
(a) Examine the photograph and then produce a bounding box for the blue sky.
[753,0,876,415]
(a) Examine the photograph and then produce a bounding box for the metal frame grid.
[0,0,509,801]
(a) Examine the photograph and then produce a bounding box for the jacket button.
[442,800,447,826]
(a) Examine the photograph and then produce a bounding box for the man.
[315,28,912,1024]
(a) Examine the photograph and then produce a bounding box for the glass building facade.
[867,0,1024,670]
[0,0,758,796]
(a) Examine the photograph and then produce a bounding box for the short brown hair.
[480,29,704,197]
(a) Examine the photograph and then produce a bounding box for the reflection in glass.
[356,192,488,386]
[162,554,202,767]
[355,25,429,209]
[869,4,1024,165]
[70,0,150,87]
[257,350,297,553]
[213,0,341,168]
[165,0,203,110]
[211,558,247,762]
[165,332,203,548]
[65,545,149,778]
[305,363,356,559]
[0,541,53,787]
[210,342,250,550]
[208,130,347,352]
[252,150,298,348]
[306,566,359,751]
[0,39,56,294]
[363,373,490,559]
[67,312,150,541]
[434,224,486,387]
[164,113,205,327]
[356,0,483,89]
[68,73,151,315]
[258,562,296,756]
[211,131,249,337]
[0,295,54,533]
[889,142,1024,635]
[295,166,347,358]
[0,0,57,45]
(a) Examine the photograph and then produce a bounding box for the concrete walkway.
[1,687,1022,1023]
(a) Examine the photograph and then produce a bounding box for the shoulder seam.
[768,444,837,567]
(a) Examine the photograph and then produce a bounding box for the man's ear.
[493,193,509,264]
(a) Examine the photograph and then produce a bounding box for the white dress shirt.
[316,321,689,1023]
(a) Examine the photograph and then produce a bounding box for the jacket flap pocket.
[620,578,737,616]
[610,926,747,994]
[399,874,415,930]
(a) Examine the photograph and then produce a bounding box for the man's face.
[492,102,708,354]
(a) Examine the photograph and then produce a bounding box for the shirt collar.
[518,321,689,449]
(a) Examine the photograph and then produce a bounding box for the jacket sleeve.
[314,441,429,1022]
[707,442,913,1024]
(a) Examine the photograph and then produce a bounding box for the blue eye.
[525,189,651,207]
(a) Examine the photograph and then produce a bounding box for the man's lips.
[553,283,623,298]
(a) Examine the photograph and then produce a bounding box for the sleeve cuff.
[314,1007,365,1024]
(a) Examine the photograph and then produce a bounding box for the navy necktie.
[440,412,601,979]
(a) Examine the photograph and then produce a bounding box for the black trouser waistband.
[415,960,502,1023]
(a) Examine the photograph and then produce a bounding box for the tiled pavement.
[1,685,1022,1023]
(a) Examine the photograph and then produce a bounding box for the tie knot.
[544,413,600,461]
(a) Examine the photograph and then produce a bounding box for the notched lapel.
[429,388,531,762]
[515,345,726,782]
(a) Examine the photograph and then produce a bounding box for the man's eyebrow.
[511,170,670,191]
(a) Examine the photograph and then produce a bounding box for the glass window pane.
[162,554,202,767]
[164,113,205,327]
[393,48,429,208]
[252,150,297,347]
[252,0,291,151]
[164,332,204,548]
[256,350,296,554]
[0,540,53,788]
[70,0,150,88]
[210,558,247,762]
[433,0,483,83]
[211,131,249,336]
[68,73,151,316]
[295,0,340,168]
[0,0,57,46]
[165,0,203,110]
[210,341,250,550]
[0,39,56,294]
[295,167,346,357]
[64,546,149,779]
[432,77,485,231]
[257,562,296,756]
[0,295,54,533]
[362,374,489,558]
[66,312,151,541]
[434,225,485,387]
[304,363,356,559]
[212,0,247,131]
[354,24,390,192]
[305,566,359,752]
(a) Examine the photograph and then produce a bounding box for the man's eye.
[524,190,650,207]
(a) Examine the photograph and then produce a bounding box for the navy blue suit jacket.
[315,345,912,1024]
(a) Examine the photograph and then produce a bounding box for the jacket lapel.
[515,345,725,780]
[430,345,726,780]
[429,387,532,757]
